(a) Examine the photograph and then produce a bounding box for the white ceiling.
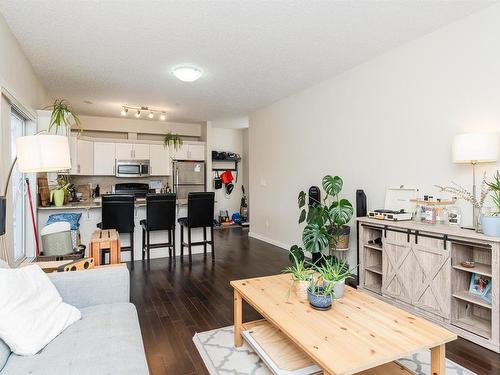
[0,0,495,124]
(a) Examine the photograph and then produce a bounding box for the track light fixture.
[121,105,168,120]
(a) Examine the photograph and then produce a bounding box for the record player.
[368,186,418,221]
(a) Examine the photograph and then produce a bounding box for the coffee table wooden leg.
[430,344,445,375]
[234,289,243,347]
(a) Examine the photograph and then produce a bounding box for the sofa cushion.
[1,303,149,375]
[0,259,10,371]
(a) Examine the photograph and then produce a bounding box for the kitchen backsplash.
[69,175,171,195]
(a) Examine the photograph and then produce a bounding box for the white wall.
[249,4,500,266]
[0,12,49,262]
[212,127,246,218]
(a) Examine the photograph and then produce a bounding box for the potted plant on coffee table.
[483,170,500,237]
[316,256,356,299]
[295,175,353,264]
[307,278,335,311]
[283,247,312,301]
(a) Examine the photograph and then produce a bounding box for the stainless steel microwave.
[115,160,150,178]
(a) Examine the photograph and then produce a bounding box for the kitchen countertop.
[38,198,188,210]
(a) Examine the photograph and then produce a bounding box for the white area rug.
[193,326,476,375]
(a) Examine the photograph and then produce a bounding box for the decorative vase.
[481,215,500,237]
[307,287,333,310]
[293,280,309,301]
[50,189,65,207]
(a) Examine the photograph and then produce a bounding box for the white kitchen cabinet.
[75,139,94,175]
[134,143,150,160]
[149,144,171,176]
[115,143,149,160]
[172,144,188,160]
[172,143,205,161]
[115,143,134,160]
[93,142,116,175]
[188,144,205,160]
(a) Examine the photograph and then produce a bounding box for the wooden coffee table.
[231,273,457,375]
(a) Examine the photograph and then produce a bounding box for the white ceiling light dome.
[172,65,203,82]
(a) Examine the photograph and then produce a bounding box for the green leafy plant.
[44,99,81,135]
[486,171,500,216]
[283,250,312,281]
[296,175,353,256]
[315,256,355,283]
[164,131,183,151]
[308,278,335,297]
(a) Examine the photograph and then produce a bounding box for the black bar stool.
[140,193,176,261]
[97,195,135,263]
[178,192,215,262]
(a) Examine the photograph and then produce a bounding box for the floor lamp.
[452,133,499,228]
[0,133,71,264]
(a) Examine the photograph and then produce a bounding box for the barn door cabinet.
[358,217,499,353]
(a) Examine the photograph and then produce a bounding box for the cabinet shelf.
[364,283,382,294]
[452,291,491,309]
[365,265,382,275]
[452,315,491,339]
[364,243,382,251]
[452,262,492,278]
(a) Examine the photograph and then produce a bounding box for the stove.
[114,183,150,198]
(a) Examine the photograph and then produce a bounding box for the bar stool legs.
[211,226,215,262]
[188,227,192,262]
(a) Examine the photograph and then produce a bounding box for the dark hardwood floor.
[129,229,500,375]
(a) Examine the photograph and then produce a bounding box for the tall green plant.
[44,99,81,135]
[296,175,353,255]
[486,170,500,215]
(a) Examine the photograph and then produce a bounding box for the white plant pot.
[334,280,345,299]
[481,215,500,237]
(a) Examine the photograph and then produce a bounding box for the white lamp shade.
[16,135,71,172]
[452,133,499,163]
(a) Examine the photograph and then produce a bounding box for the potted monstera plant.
[294,175,353,264]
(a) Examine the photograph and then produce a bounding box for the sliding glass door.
[10,110,26,262]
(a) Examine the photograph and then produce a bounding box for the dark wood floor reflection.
[129,229,500,375]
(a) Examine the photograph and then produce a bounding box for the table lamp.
[0,133,71,236]
[452,133,499,224]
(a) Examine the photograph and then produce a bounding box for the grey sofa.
[0,265,149,375]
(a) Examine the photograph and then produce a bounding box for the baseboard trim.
[248,232,289,251]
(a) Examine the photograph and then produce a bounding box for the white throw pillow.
[0,265,81,355]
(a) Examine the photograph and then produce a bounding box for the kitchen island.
[37,198,211,261]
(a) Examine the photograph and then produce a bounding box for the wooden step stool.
[90,229,121,266]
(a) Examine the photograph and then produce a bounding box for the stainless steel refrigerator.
[172,160,206,200]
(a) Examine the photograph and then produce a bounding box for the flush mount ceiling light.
[121,105,168,121]
[172,65,203,82]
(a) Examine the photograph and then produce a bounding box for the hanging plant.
[44,99,81,135]
[163,131,183,151]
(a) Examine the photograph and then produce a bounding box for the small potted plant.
[283,246,312,301]
[307,279,335,310]
[483,171,500,237]
[316,256,356,299]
